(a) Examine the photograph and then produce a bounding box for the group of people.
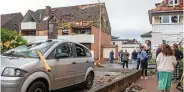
[109,42,183,92]
[156,43,183,92]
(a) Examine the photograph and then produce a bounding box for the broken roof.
[149,0,183,12]
[1,12,23,26]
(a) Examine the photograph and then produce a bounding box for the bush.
[1,28,27,52]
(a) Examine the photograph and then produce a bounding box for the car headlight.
[1,67,28,77]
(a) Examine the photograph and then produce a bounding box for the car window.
[47,49,56,59]
[84,48,92,57]
[56,43,74,59]
[75,44,88,57]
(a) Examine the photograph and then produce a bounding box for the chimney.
[45,6,51,16]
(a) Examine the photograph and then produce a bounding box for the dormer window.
[169,0,179,6]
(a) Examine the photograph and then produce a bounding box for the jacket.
[132,51,138,59]
[156,53,177,72]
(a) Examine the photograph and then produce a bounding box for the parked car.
[1,39,94,92]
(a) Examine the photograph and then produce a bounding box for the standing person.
[156,44,163,81]
[123,49,129,68]
[137,44,143,70]
[131,49,138,69]
[172,43,183,81]
[156,44,177,92]
[109,50,114,64]
[140,46,149,79]
[119,50,124,64]
[118,50,123,63]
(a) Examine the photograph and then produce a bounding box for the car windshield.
[4,42,56,58]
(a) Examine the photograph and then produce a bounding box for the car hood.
[1,55,39,73]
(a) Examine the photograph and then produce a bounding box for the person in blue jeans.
[131,49,138,69]
[109,50,114,64]
[140,46,149,79]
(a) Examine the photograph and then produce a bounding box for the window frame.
[158,15,180,24]
[169,0,179,6]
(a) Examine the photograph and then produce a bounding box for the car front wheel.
[27,81,48,92]
[84,72,94,89]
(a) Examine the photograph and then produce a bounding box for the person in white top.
[156,44,177,92]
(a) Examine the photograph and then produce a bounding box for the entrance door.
[48,23,58,39]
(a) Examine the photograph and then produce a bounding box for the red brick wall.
[91,26,111,60]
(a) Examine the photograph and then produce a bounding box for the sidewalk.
[135,75,179,92]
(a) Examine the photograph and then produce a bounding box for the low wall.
[93,70,141,92]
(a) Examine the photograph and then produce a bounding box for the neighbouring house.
[111,38,140,59]
[21,3,116,60]
[147,0,183,50]
[1,13,23,32]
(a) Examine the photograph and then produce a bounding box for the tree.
[1,28,27,52]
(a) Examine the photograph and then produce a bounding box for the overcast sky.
[0,0,161,41]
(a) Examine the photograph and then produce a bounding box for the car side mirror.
[55,53,69,59]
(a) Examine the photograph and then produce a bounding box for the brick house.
[1,13,23,32]
[21,3,118,60]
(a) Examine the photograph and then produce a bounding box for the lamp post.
[98,0,102,65]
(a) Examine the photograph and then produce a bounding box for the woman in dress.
[156,44,177,92]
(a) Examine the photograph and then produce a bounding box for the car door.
[74,43,92,84]
[47,42,76,89]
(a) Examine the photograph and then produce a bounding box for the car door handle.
[86,60,89,63]
[72,61,76,64]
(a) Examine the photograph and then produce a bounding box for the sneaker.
[141,77,143,79]
[145,77,148,80]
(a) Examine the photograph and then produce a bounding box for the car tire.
[84,72,94,89]
[27,81,48,92]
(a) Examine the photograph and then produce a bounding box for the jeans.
[141,61,148,76]
[136,58,141,70]
[110,57,114,64]
[123,60,128,68]
[132,59,137,69]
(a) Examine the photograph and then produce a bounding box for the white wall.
[23,34,94,43]
[103,48,115,58]
[21,22,36,30]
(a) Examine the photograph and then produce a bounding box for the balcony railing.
[21,22,36,30]
[23,34,94,43]
[152,24,183,33]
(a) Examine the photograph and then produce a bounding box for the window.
[159,15,180,24]
[169,0,178,6]
[160,16,169,23]
[56,43,73,58]
[27,31,36,36]
[171,15,179,23]
[72,28,91,34]
[84,48,92,57]
[47,43,73,59]
[62,29,68,35]
[75,44,86,57]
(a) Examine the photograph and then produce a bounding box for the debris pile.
[124,83,143,92]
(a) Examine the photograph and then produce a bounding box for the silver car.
[1,39,94,92]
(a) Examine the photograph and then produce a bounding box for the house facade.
[1,13,23,32]
[148,0,183,49]
[20,3,112,60]
[111,38,140,59]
